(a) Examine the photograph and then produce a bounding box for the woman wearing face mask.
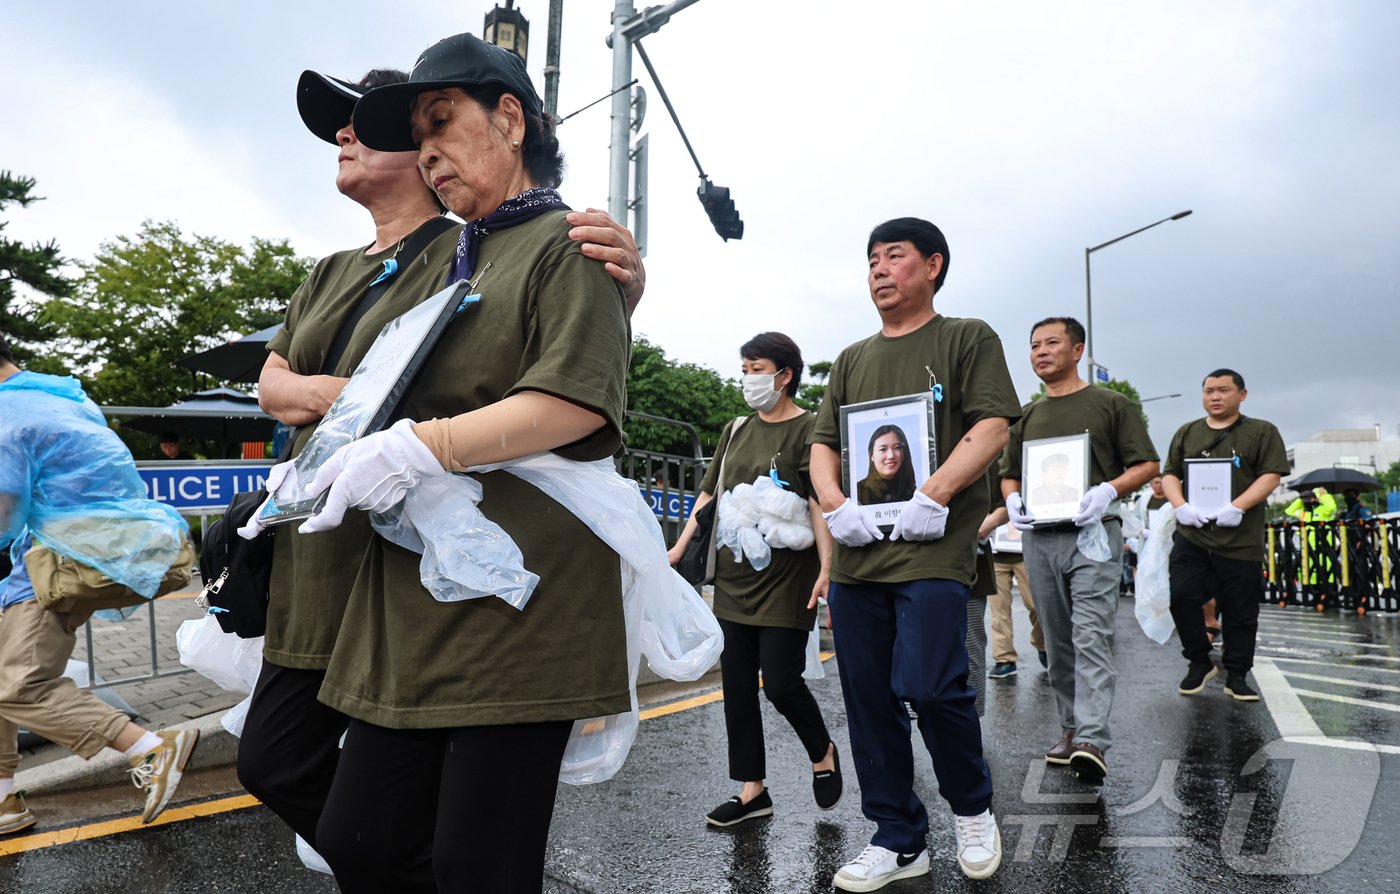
[857,424,917,504]
[667,332,840,828]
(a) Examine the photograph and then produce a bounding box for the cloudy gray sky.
[3,0,1397,455]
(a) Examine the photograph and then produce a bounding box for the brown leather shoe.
[1070,742,1107,785]
[1045,729,1075,765]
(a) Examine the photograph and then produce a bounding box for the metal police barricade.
[1266,518,1399,614]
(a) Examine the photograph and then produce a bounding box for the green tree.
[0,171,72,366]
[41,220,312,407]
[1378,461,1400,494]
[626,337,748,456]
[796,359,832,411]
[1028,377,1149,427]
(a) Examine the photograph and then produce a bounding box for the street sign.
[136,461,273,513]
[645,488,695,521]
[1096,366,1110,384]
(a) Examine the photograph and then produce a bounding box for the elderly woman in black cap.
[284,34,638,893]
[234,61,644,872]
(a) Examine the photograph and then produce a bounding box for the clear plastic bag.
[296,834,334,875]
[1077,521,1112,562]
[1134,506,1177,644]
[176,614,263,696]
[0,372,188,598]
[372,473,537,609]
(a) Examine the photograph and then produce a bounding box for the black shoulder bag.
[197,217,457,637]
[677,416,748,586]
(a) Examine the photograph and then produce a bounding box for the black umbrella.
[1288,467,1383,493]
[175,324,282,384]
[117,388,277,445]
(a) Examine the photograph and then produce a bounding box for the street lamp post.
[1138,393,1182,404]
[1085,210,1192,383]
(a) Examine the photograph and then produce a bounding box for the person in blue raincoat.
[0,334,199,834]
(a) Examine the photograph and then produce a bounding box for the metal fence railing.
[1266,518,1399,613]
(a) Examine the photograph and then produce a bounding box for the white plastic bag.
[377,452,723,785]
[1135,506,1177,643]
[1077,521,1112,562]
[802,612,825,681]
[175,614,262,695]
[296,834,334,875]
[715,476,814,571]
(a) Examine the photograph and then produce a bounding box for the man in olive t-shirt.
[1162,369,1288,702]
[810,218,1020,889]
[1000,317,1158,786]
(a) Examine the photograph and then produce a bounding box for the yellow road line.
[0,652,836,856]
[0,795,260,857]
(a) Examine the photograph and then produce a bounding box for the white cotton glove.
[822,498,884,548]
[1006,492,1036,531]
[1212,503,1245,528]
[890,491,949,542]
[1073,482,1119,527]
[236,461,296,541]
[298,419,445,534]
[1175,503,1208,528]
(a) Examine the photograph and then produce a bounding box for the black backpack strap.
[320,216,458,377]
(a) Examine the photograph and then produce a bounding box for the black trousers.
[236,659,348,849]
[718,618,831,782]
[316,718,573,894]
[1167,533,1262,673]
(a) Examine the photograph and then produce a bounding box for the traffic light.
[697,178,743,241]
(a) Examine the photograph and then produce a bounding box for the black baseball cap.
[297,70,365,145]
[352,32,542,152]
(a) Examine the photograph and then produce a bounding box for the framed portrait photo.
[991,523,1023,554]
[1022,433,1090,524]
[839,392,937,532]
[258,280,479,527]
[1185,458,1234,516]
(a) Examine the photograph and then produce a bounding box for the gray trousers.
[1022,521,1123,751]
[965,595,987,717]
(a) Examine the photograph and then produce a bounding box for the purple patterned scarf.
[447,186,570,285]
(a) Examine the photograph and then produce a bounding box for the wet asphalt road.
[5,599,1400,894]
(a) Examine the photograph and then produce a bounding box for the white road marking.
[1257,633,1393,649]
[1291,688,1400,714]
[1254,658,1324,738]
[1267,656,1400,676]
[1275,671,1400,694]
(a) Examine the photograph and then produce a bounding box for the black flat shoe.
[705,789,773,827]
[813,744,843,810]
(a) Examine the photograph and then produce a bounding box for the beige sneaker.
[128,728,199,824]
[0,791,36,835]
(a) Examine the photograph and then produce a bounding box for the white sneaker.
[954,809,1002,879]
[833,844,929,892]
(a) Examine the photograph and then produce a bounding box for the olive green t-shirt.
[811,315,1022,586]
[319,211,633,728]
[1000,385,1159,511]
[700,412,820,631]
[264,221,462,669]
[1163,416,1289,562]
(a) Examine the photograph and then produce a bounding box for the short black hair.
[866,218,950,292]
[1203,368,1245,389]
[0,333,13,365]
[159,431,180,443]
[740,332,803,396]
[1030,316,1086,346]
[462,84,566,189]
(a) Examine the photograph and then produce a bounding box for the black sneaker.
[1224,673,1260,702]
[1178,660,1218,695]
[705,789,773,827]
[1038,650,1048,668]
[989,661,1017,680]
[813,745,843,810]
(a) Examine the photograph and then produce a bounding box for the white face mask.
[742,372,784,412]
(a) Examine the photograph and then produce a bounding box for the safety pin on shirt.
[769,453,791,488]
[925,366,943,403]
